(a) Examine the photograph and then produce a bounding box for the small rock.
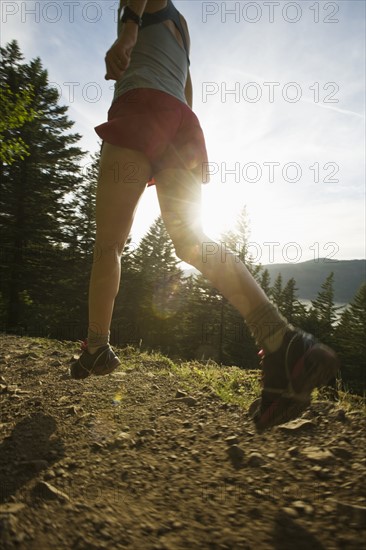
[331,446,352,460]
[302,446,335,464]
[32,481,70,502]
[66,405,82,415]
[227,445,245,462]
[248,507,262,519]
[175,396,197,406]
[288,446,299,457]
[138,428,156,437]
[0,503,25,515]
[281,507,299,519]
[279,418,315,432]
[247,452,265,467]
[175,389,188,398]
[225,436,239,446]
[133,437,145,449]
[312,466,332,479]
[333,408,347,422]
[120,470,129,481]
[58,396,69,404]
[292,500,314,515]
[107,432,132,449]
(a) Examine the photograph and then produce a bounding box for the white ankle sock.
[246,302,290,354]
[87,328,110,354]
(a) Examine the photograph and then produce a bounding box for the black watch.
[121,6,143,27]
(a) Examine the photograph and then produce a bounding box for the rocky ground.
[0,333,365,550]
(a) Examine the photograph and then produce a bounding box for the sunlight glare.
[201,185,245,241]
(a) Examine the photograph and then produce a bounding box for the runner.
[70,0,340,432]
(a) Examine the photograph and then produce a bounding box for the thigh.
[96,142,152,247]
[154,168,205,254]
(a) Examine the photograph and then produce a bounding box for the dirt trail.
[0,334,365,549]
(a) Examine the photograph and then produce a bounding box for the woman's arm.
[179,13,192,108]
[185,69,193,109]
[105,0,149,81]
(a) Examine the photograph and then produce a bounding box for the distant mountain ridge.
[261,259,365,304]
[184,259,366,304]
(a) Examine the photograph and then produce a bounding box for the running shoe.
[70,340,121,380]
[249,328,340,433]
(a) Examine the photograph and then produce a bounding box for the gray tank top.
[113,0,190,105]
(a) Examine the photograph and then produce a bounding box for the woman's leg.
[154,168,340,431]
[154,168,288,353]
[88,142,152,350]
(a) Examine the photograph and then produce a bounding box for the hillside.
[0,334,365,549]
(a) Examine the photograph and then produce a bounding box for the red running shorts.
[94,88,210,187]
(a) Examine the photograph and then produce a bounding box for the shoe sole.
[252,343,340,433]
[92,356,121,376]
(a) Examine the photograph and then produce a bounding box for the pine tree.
[308,272,338,343]
[335,283,366,394]
[281,277,307,325]
[0,82,36,164]
[50,151,101,340]
[0,40,85,333]
[270,274,284,310]
[116,216,184,353]
[259,268,271,295]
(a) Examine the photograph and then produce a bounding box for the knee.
[172,233,208,266]
[93,238,124,262]
[174,242,200,265]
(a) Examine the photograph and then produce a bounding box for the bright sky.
[2,0,365,264]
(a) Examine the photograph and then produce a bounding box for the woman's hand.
[105,23,138,81]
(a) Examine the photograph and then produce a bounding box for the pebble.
[331,446,353,459]
[288,446,299,457]
[333,408,347,421]
[225,436,239,446]
[0,503,25,515]
[247,452,266,467]
[292,500,314,515]
[279,418,315,432]
[281,506,299,519]
[227,445,245,462]
[138,428,156,437]
[302,446,335,464]
[175,396,197,406]
[32,481,70,502]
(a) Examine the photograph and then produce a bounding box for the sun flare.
[201,185,246,241]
